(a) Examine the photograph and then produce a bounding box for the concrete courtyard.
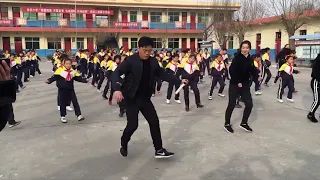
[0,62,319,180]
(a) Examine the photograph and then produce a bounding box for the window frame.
[151,38,163,48]
[168,38,179,49]
[23,12,38,20]
[168,12,179,22]
[76,14,83,21]
[76,38,85,49]
[47,37,62,50]
[25,37,40,50]
[130,11,137,22]
[150,12,162,23]
[197,12,208,23]
[130,38,138,49]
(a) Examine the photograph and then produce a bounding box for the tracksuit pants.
[153,78,162,94]
[309,78,320,115]
[261,67,272,85]
[121,96,163,150]
[58,89,81,117]
[183,80,201,107]
[225,83,253,125]
[209,76,225,96]
[166,81,180,100]
[277,77,294,99]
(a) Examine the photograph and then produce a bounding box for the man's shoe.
[308,113,318,123]
[9,121,21,128]
[239,123,253,132]
[185,106,190,112]
[197,104,204,108]
[120,146,128,157]
[119,111,126,117]
[155,148,174,159]
[224,124,234,133]
[235,104,242,108]
[60,117,67,123]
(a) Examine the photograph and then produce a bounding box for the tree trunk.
[238,33,245,45]
[288,33,295,50]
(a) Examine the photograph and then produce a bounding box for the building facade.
[0,0,240,56]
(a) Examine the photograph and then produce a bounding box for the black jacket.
[229,53,258,84]
[112,54,180,100]
[0,80,16,132]
[312,54,320,81]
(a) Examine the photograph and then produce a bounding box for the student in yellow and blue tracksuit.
[11,54,26,92]
[277,55,300,103]
[106,55,122,105]
[24,51,31,82]
[91,53,101,86]
[102,55,115,99]
[165,54,181,104]
[177,54,204,112]
[260,48,272,87]
[208,54,226,100]
[80,49,88,77]
[153,54,163,96]
[252,54,262,95]
[46,58,88,123]
[97,54,108,92]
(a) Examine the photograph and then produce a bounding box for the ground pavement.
[0,62,319,180]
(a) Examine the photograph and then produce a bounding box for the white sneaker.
[57,106,60,111]
[60,117,67,123]
[255,91,262,95]
[287,98,294,103]
[77,115,85,121]
[174,99,181,104]
[277,99,284,103]
[191,90,194,94]
[166,99,170,104]
[208,96,213,100]
[97,89,102,93]
[30,75,34,77]
[218,93,225,97]
[66,106,74,111]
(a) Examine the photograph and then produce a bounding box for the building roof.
[2,0,241,9]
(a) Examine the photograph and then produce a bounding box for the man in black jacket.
[112,37,188,158]
[0,60,20,131]
[308,53,320,123]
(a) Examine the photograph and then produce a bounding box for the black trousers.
[199,61,205,80]
[310,78,320,115]
[57,92,71,107]
[118,97,126,113]
[6,103,16,125]
[15,68,24,89]
[0,104,11,131]
[261,67,272,85]
[183,80,200,106]
[91,65,100,86]
[102,79,111,98]
[80,59,87,77]
[204,60,211,75]
[225,83,253,125]
[209,76,225,96]
[58,89,81,117]
[35,61,42,75]
[87,62,94,78]
[23,63,30,82]
[153,78,162,94]
[121,96,163,150]
[30,61,36,76]
[250,77,260,91]
[277,77,294,99]
[97,71,105,90]
[166,81,180,100]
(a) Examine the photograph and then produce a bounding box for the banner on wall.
[0,19,13,25]
[113,22,138,27]
[141,21,149,28]
[175,21,182,28]
[16,18,27,25]
[99,19,109,27]
[58,19,68,26]
[21,7,114,15]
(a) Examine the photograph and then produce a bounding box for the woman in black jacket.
[308,53,320,123]
[224,41,258,133]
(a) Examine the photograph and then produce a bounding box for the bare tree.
[93,30,114,50]
[232,0,265,44]
[162,34,168,48]
[269,0,317,49]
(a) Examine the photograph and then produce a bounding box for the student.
[308,53,320,123]
[224,40,258,133]
[102,55,115,99]
[197,50,205,83]
[46,58,87,123]
[177,54,204,112]
[152,54,163,96]
[275,48,292,83]
[97,54,108,92]
[276,55,300,103]
[125,49,133,56]
[91,53,100,87]
[165,54,181,104]
[261,48,272,87]
[10,54,26,92]
[24,51,31,82]
[220,49,230,81]
[31,50,42,76]
[106,55,121,105]
[252,54,262,95]
[208,54,226,100]
[202,48,211,75]
[80,49,88,77]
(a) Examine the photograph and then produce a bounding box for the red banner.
[113,22,138,27]
[21,7,114,15]
[0,20,13,25]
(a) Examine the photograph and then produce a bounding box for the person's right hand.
[45,80,49,84]
[0,60,11,81]
[114,91,124,103]
[238,83,242,88]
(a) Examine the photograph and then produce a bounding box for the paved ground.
[0,62,319,180]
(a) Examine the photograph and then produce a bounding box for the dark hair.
[286,55,294,60]
[240,40,251,50]
[114,55,121,61]
[265,47,270,51]
[138,36,153,48]
[216,53,222,58]
[173,54,179,58]
[64,58,72,63]
[155,54,160,58]
[222,48,227,51]
[189,54,196,59]
[252,54,261,59]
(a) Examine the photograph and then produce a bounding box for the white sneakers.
[287,98,294,103]
[77,115,85,121]
[208,96,213,100]
[218,93,225,97]
[277,99,284,103]
[57,106,74,111]
[60,115,85,123]
[255,91,262,95]
[60,117,67,123]
[277,98,294,103]
[97,89,102,93]
[166,99,181,104]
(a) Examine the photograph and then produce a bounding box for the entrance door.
[86,14,93,28]
[190,12,196,30]
[122,11,128,29]
[64,37,71,53]
[182,38,187,50]
[122,38,128,51]
[190,38,195,52]
[2,37,11,52]
[14,37,22,54]
[87,37,94,53]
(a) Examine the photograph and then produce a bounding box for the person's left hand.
[182,79,189,84]
[0,60,11,81]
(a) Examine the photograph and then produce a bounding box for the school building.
[0,0,240,57]
[221,11,320,61]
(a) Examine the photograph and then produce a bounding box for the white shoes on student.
[255,91,262,95]
[277,98,294,103]
[57,106,74,111]
[166,99,182,104]
[218,93,225,97]
[60,115,85,123]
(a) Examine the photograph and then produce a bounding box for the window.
[197,13,208,23]
[168,38,179,49]
[46,13,60,20]
[151,38,162,48]
[228,36,233,49]
[150,12,162,22]
[130,11,137,22]
[76,14,83,21]
[214,12,224,22]
[12,7,20,12]
[300,30,307,35]
[0,7,8,19]
[23,12,38,20]
[168,12,179,22]
[25,37,40,49]
[47,38,61,49]
[76,38,84,49]
[131,38,138,49]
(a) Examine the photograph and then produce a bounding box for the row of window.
[22,37,85,50]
